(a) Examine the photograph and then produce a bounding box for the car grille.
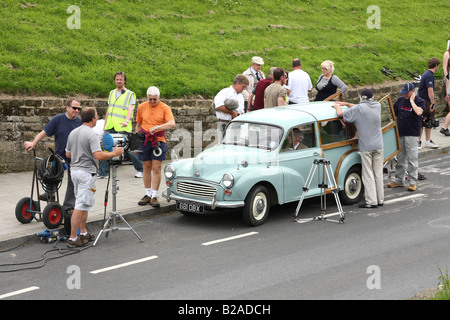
[177,181,217,199]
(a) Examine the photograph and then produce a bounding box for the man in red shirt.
[249,67,274,111]
[136,86,176,207]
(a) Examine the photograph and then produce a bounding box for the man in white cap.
[242,56,265,112]
[387,83,425,192]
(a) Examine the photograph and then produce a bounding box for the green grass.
[0,0,448,98]
[433,267,450,300]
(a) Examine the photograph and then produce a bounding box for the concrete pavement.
[1,119,450,248]
[0,160,175,248]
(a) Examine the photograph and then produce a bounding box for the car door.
[278,122,321,203]
[379,94,401,163]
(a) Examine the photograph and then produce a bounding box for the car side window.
[319,119,356,145]
[281,123,316,152]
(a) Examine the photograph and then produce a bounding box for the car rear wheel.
[243,185,270,226]
[339,166,364,205]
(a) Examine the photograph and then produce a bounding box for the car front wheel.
[243,185,270,226]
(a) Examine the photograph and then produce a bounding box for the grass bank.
[0,0,448,98]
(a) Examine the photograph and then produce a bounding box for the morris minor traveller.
[163,94,399,226]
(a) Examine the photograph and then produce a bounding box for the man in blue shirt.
[388,83,425,191]
[418,57,440,148]
[24,98,82,209]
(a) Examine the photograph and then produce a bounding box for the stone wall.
[0,81,447,173]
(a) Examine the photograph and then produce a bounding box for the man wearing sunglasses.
[23,97,83,210]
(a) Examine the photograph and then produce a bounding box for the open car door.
[379,94,401,163]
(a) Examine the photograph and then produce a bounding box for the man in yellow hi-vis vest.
[98,71,143,178]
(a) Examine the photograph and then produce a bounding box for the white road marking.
[202,232,259,246]
[383,193,425,204]
[90,256,158,274]
[0,286,39,299]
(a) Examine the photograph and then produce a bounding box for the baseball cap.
[399,82,415,95]
[360,88,374,99]
[252,56,264,65]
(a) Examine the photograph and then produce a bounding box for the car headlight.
[164,164,175,179]
[222,173,234,188]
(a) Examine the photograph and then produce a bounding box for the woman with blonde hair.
[314,60,348,101]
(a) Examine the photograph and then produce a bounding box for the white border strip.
[0,286,40,299]
[90,255,158,274]
[383,193,424,204]
[202,232,259,246]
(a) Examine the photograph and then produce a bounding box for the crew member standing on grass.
[65,107,124,248]
[136,86,175,208]
[333,89,384,209]
[23,98,82,210]
[98,71,143,178]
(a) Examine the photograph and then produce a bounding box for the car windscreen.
[223,122,283,150]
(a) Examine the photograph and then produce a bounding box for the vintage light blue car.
[163,94,399,226]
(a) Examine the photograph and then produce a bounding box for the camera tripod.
[293,158,345,224]
[93,164,143,246]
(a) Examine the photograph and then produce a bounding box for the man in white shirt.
[214,74,249,131]
[286,59,313,104]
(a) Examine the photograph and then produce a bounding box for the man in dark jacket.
[388,83,425,191]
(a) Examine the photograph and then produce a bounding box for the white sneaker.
[424,140,439,149]
[134,171,143,178]
[418,141,422,150]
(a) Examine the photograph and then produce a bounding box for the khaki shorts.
[71,170,97,211]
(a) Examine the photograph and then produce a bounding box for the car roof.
[234,101,346,128]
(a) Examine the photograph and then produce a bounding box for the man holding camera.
[214,74,248,132]
[136,86,175,207]
[418,57,440,149]
[66,107,124,248]
[388,83,425,192]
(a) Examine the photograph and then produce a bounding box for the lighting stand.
[93,164,143,246]
[293,158,345,224]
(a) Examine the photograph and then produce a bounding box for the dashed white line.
[201,232,259,246]
[0,286,40,299]
[90,256,158,274]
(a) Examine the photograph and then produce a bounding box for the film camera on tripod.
[91,131,146,246]
[102,131,162,162]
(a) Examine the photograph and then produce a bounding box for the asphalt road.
[1,153,450,305]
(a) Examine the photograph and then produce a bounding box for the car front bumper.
[163,189,245,210]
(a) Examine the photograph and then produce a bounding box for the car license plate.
[176,201,204,213]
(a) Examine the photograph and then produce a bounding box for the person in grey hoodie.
[332,89,384,208]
